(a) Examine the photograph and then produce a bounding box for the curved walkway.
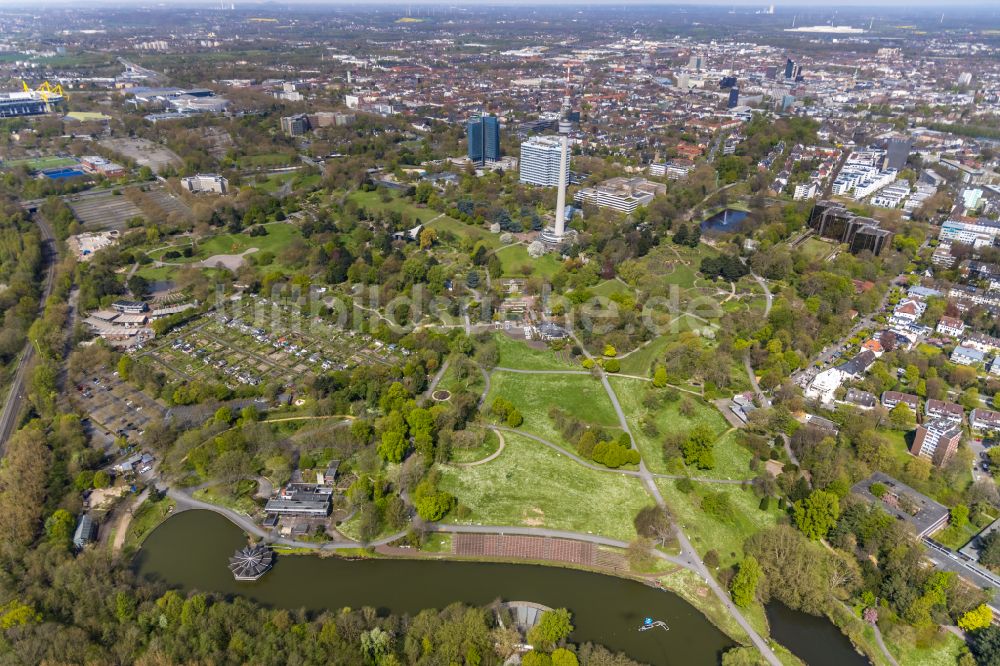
[453,429,506,467]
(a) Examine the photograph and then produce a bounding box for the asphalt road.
[0,214,57,451]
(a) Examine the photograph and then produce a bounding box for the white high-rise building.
[519,135,571,187]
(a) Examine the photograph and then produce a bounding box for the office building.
[885,138,912,171]
[719,76,737,89]
[784,58,796,79]
[728,87,740,109]
[519,135,570,187]
[467,114,501,165]
[807,201,894,256]
[910,419,962,466]
[281,114,310,137]
[574,177,665,215]
[181,173,229,194]
[688,54,704,71]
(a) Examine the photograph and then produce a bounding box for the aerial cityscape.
[0,1,1000,664]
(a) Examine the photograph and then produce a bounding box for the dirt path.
[110,487,150,553]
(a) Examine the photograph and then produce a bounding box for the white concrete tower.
[554,135,569,238]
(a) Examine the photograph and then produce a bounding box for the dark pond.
[701,209,748,233]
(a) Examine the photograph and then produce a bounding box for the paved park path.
[568,333,782,666]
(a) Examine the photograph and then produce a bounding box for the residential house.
[910,419,963,465]
[882,391,920,413]
[861,339,884,357]
[970,408,1000,432]
[963,332,1000,355]
[890,298,926,325]
[990,356,1000,377]
[925,399,965,424]
[843,388,877,410]
[936,316,966,338]
[951,345,986,366]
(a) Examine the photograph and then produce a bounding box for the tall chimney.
[554,135,568,238]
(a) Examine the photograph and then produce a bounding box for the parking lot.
[72,374,167,444]
[134,297,405,391]
[99,137,183,174]
[68,191,145,231]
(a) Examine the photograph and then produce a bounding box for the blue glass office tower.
[467,114,500,165]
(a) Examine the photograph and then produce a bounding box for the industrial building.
[519,135,570,187]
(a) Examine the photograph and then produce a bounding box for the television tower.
[554,135,569,238]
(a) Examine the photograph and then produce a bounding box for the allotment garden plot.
[134,301,404,391]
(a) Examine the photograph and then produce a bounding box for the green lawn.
[240,152,298,168]
[799,237,836,261]
[438,431,651,541]
[122,495,175,552]
[486,371,620,445]
[135,264,178,282]
[1,155,78,171]
[494,333,577,370]
[662,262,700,289]
[150,223,302,263]
[590,279,635,301]
[882,627,968,666]
[609,376,747,477]
[495,244,563,279]
[658,479,785,570]
[449,428,501,464]
[618,335,672,376]
[427,214,500,249]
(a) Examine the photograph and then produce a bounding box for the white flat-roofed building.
[181,173,228,194]
[519,135,569,187]
[574,177,665,215]
[939,218,1000,248]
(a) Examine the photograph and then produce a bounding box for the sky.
[0,0,996,5]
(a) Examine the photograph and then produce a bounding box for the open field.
[100,137,182,174]
[438,431,650,541]
[658,479,785,570]
[486,370,620,444]
[494,332,577,370]
[148,222,302,270]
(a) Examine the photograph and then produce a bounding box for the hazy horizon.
[0,0,997,7]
